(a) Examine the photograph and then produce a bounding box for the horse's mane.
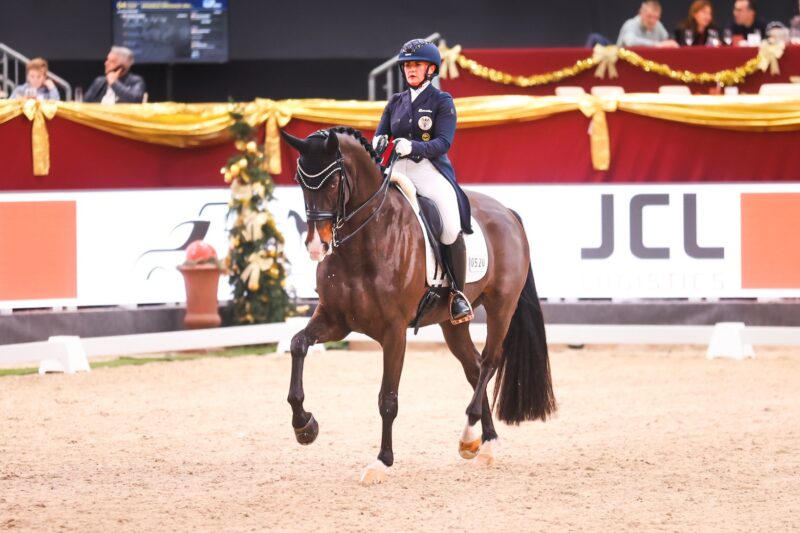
[328,126,384,169]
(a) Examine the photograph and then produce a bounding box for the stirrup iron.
[449,290,474,325]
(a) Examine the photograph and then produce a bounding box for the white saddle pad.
[391,178,488,287]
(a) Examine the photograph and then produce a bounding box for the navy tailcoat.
[375,84,472,234]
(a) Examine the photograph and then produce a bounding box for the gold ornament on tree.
[223,105,292,324]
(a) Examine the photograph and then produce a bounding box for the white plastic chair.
[555,86,587,96]
[658,85,691,95]
[590,86,625,97]
[758,83,800,96]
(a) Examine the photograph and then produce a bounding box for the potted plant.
[177,240,223,329]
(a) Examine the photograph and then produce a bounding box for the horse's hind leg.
[441,322,498,463]
[461,296,518,462]
[287,305,349,445]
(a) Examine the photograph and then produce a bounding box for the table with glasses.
[440,45,800,97]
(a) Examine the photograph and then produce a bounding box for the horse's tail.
[493,214,557,425]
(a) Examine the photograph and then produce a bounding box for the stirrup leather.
[449,290,474,325]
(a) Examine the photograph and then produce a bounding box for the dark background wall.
[1,0,796,101]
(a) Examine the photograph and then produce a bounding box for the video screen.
[112,0,229,63]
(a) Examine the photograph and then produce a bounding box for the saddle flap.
[417,196,444,244]
[391,180,488,289]
[417,195,444,271]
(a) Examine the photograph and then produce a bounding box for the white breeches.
[393,158,461,245]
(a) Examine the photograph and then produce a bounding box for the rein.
[297,147,396,248]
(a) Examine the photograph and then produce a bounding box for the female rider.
[373,39,474,324]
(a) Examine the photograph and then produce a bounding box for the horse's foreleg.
[360,329,406,485]
[287,308,349,445]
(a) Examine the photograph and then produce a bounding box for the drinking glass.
[684,29,694,46]
[723,28,733,46]
[707,28,720,47]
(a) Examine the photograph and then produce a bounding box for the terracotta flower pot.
[178,264,222,329]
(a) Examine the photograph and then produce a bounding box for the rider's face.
[403,61,432,86]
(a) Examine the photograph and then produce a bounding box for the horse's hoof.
[458,438,481,460]
[475,438,497,466]
[293,414,319,445]
[359,460,388,486]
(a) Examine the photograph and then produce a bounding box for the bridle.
[295,135,394,248]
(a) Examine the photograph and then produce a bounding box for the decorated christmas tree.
[222,106,291,324]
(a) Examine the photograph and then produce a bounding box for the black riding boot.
[442,232,474,324]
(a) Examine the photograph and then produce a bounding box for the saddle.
[389,173,489,332]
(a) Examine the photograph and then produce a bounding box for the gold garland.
[617,48,759,86]
[443,43,783,87]
[455,54,597,87]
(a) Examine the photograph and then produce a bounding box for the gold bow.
[757,40,785,76]
[240,252,274,291]
[241,209,269,242]
[438,43,462,80]
[231,181,264,203]
[22,99,58,176]
[593,45,619,80]
[258,99,293,175]
[251,182,266,199]
[231,182,253,201]
[578,95,619,171]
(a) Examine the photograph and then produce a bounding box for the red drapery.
[3,108,800,192]
[278,114,800,184]
[440,46,800,97]
[1,116,235,191]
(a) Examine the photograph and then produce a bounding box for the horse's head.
[281,129,344,262]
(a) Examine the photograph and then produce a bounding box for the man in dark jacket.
[728,0,767,43]
[84,46,146,104]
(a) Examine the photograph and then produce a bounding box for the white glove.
[395,138,412,157]
[372,134,387,151]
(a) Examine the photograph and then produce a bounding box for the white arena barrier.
[3,320,800,374]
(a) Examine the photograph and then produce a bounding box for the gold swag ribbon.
[578,95,619,171]
[0,99,24,126]
[22,99,58,176]
[593,45,619,79]
[757,40,785,75]
[240,252,275,291]
[438,43,462,80]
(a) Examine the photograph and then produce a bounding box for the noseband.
[295,138,392,248]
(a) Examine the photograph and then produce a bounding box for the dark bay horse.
[281,127,556,484]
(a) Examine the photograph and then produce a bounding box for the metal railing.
[0,42,73,101]
[368,33,444,101]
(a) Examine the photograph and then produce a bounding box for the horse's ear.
[324,131,339,155]
[280,129,308,154]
